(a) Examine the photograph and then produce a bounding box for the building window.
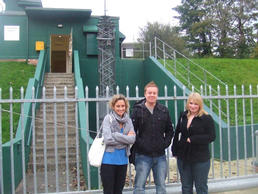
[4,25,20,41]
[125,48,134,57]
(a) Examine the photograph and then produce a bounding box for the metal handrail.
[153,36,227,87]
[151,37,228,118]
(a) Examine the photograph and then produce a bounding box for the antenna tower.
[97,1,116,97]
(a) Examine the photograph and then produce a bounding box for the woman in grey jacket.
[101,94,136,194]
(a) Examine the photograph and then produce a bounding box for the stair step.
[44,86,74,90]
[35,129,76,136]
[39,103,76,109]
[27,160,78,172]
[37,109,75,116]
[32,152,77,160]
[33,146,77,154]
[35,139,76,148]
[44,82,74,85]
[36,132,77,138]
[36,113,75,120]
[45,92,75,98]
[35,120,76,125]
[45,73,74,77]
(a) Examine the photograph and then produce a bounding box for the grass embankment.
[165,58,258,125]
[0,61,35,143]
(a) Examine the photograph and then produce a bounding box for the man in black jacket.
[131,81,174,194]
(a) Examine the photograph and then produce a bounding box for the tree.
[137,22,188,56]
[231,0,257,58]
[174,0,213,57]
[205,0,235,57]
[174,0,257,58]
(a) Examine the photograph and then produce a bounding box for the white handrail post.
[149,42,152,57]
[154,37,157,59]
[163,42,166,67]
[173,50,176,75]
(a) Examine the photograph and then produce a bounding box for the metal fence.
[1,85,258,193]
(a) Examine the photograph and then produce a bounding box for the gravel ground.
[126,157,257,186]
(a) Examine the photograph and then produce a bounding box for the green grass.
[189,58,258,92]
[0,61,35,143]
[164,58,258,125]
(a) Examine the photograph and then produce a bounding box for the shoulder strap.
[99,114,113,137]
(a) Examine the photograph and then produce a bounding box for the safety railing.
[0,84,257,193]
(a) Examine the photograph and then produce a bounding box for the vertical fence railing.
[42,87,48,193]
[0,85,258,193]
[256,131,258,170]
[21,87,26,194]
[75,87,80,191]
[0,89,3,194]
[9,87,15,194]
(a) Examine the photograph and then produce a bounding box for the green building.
[0,0,125,73]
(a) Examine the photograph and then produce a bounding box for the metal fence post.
[255,130,258,172]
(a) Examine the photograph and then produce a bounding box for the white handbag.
[88,126,106,167]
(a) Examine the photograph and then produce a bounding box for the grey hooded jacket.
[102,113,136,156]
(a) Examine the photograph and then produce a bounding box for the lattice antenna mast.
[97,1,116,97]
[104,0,107,16]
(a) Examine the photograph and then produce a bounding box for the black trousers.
[100,163,128,194]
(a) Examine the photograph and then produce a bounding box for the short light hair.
[186,92,208,117]
[144,81,159,94]
[109,94,130,113]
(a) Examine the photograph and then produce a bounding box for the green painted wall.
[4,0,24,11]
[0,15,28,59]
[143,57,185,121]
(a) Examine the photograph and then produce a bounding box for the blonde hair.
[109,94,130,113]
[186,92,208,117]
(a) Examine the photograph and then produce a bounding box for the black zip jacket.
[171,111,216,163]
[131,98,174,157]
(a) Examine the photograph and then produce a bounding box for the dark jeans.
[100,163,128,194]
[177,159,210,194]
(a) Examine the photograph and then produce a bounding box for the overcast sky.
[0,0,181,42]
[41,0,181,42]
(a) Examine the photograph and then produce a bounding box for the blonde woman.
[101,94,136,194]
[171,92,216,194]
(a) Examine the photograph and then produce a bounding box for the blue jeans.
[134,153,167,194]
[177,159,210,194]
